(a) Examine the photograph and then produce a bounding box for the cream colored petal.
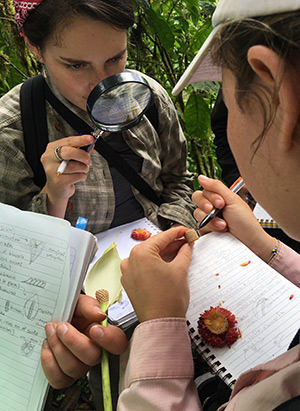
[85,238,122,307]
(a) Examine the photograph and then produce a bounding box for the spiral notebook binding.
[144,219,161,234]
[187,320,236,387]
[257,218,278,228]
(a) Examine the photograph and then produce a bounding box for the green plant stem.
[100,307,112,411]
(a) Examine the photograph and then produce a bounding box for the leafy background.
[0,0,221,186]
[0,0,219,408]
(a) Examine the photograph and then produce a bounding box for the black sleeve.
[211,88,240,187]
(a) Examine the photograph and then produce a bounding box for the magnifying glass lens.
[91,83,151,126]
[87,71,153,132]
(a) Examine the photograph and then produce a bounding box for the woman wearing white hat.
[41,0,300,409]
[118,0,300,409]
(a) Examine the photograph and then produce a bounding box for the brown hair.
[23,0,135,50]
[210,11,300,150]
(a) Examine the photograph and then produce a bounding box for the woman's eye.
[108,57,120,63]
[69,63,84,70]
[108,53,125,64]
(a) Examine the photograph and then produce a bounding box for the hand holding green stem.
[96,289,112,411]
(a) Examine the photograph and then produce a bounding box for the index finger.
[72,294,106,329]
[198,175,236,202]
[56,134,94,148]
[145,226,190,253]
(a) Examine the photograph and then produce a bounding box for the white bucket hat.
[172,0,300,95]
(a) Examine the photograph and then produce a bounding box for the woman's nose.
[89,68,110,92]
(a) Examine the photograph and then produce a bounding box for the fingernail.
[215,199,223,209]
[90,325,104,339]
[214,220,226,229]
[198,174,208,181]
[43,339,49,349]
[203,203,213,213]
[56,323,68,336]
[45,323,55,338]
[93,306,106,315]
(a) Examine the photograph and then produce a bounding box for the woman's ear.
[247,45,282,85]
[248,45,300,152]
[22,34,44,63]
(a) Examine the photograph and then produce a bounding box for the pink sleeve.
[269,241,300,287]
[118,318,202,410]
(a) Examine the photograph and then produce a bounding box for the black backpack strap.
[20,74,48,188]
[94,137,162,206]
[43,80,93,135]
[144,93,159,133]
[43,78,162,206]
[20,74,161,205]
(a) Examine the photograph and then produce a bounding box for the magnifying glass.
[86,71,153,149]
[57,71,153,175]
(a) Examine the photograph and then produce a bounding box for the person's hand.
[41,294,128,389]
[40,134,94,218]
[237,186,256,210]
[121,226,193,322]
[192,175,277,261]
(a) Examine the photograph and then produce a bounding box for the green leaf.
[174,16,190,33]
[191,18,213,51]
[146,8,174,49]
[186,0,201,25]
[192,81,220,95]
[184,92,211,138]
[200,1,216,16]
[133,0,151,8]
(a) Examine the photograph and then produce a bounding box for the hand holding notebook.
[0,203,97,411]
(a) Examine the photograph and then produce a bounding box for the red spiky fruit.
[131,228,152,241]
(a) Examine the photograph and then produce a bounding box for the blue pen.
[198,177,245,231]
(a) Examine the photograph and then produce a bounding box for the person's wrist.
[266,239,279,264]
[43,190,69,218]
[256,236,278,263]
[244,229,277,263]
[137,307,187,323]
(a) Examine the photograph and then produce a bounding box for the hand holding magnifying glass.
[56,71,153,176]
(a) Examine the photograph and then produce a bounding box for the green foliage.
[0,0,221,180]
[0,0,39,95]
[128,0,221,180]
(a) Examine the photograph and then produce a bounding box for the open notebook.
[87,220,299,388]
[187,231,300,387]
[0,203,97,411]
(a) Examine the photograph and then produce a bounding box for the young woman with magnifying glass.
[0,0,196,234]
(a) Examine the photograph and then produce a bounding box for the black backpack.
[20,74,162,206]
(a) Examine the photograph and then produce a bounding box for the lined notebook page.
[187,232,300,386]
[63,227,97,321]
[0,204,70,411]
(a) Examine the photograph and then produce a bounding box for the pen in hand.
[56,130,105,176]
[198,177,245,231]
[57,160,68,176]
